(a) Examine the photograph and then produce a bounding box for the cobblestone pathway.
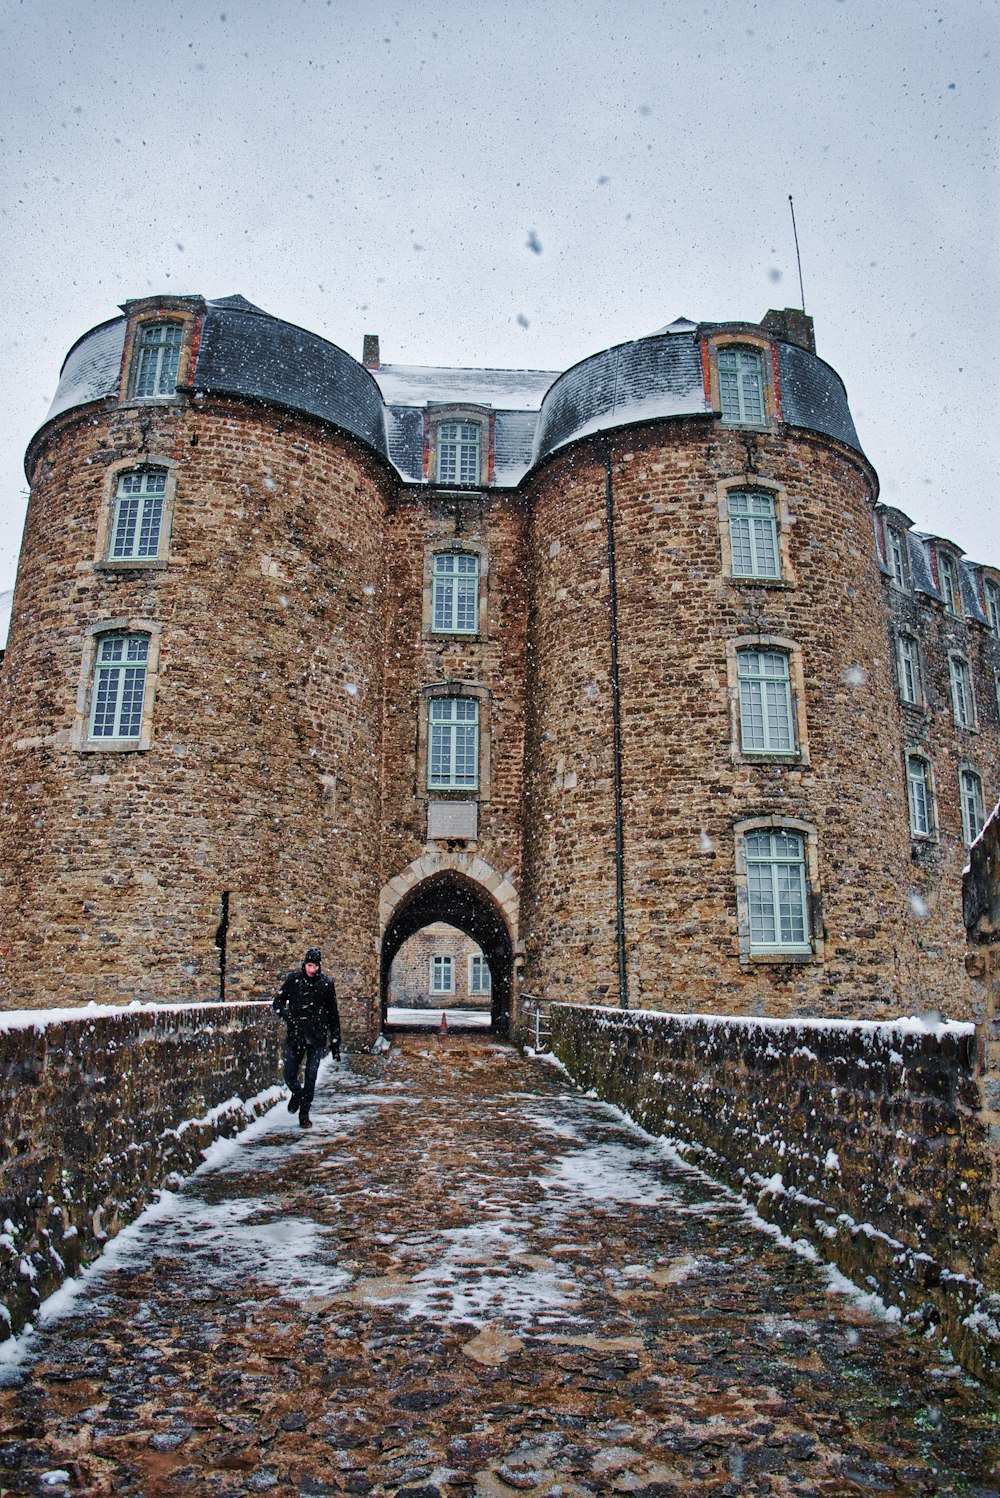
[1,1037,999,1497]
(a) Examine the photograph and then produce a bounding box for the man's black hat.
[304,947,322,966]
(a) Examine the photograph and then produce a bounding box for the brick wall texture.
[0,324,996,1035]
[549,1001,1000,1387]
[0,1002,279,1340]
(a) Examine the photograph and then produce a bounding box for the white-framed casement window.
[432,552,480,634]
[469,955,491,994]
[131,321,184,399]
[728,491,781,579]
[737,648,796,754]
[885,525,908,589]
[90,633,151,740]
[949,654,976,729]
[937,550,962,615]
[897,634,921,706]
[984,577,1000,637]
[743,828,811,956]
[428,697,480,791]
[960,768,986,846]
[906,753,935,839]
[437,421,482,485]
[718,348,766,426]
[109,468,168,560]
[430,954,455,995]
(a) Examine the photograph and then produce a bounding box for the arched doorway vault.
[379,857,518,1037]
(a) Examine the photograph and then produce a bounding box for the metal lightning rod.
[788,194,806,313]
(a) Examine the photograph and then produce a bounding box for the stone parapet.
[0,1001,281,1341]
[549,1001,1000,1386]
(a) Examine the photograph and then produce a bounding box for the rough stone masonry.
[1,1037,998,1497]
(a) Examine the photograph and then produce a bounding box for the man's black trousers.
[283,1040,324,1114]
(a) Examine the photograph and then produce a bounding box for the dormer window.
[437,421,482,485]
[984,576,1000,637]
[937,550,962,615]
[718,348,766,426]
[131,321,184,399]
[885,525,908,589]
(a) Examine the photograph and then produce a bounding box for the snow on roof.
[372,363,558,411]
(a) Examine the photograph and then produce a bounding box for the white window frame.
[897,633,921,706]
[743,828,812,956]
[432,552,481,635]
[949,654,976,729]
[905,753,935,839]
[984,577,1000,637]
[131,321,184,399]
[885,525,908,589]
[436,421,482,485]
[937,550,962,615]
[430,954,455,995]
[109,467,169,561]
[960,768,986,846]
[727,491,781,580]
[74,619,162,753]
[718,347,767,426]
[737,648,796,754]
[428,697,480,791]
[469,954,491,994]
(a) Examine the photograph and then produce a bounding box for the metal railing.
[520,993,552,1053]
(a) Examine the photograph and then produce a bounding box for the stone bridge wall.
[0,1001,279,1342]
[549,1002,1000,1386]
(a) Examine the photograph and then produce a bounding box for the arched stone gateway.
[379,859,519,1037]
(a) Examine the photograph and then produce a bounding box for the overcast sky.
[1,0,997,628]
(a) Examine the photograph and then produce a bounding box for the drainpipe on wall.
[600,436,629,1010]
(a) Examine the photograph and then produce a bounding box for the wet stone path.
[1,1038,999,1497]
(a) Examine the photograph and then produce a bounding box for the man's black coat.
[273,966,341,1050]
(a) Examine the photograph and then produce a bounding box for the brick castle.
[0,294,996,1039]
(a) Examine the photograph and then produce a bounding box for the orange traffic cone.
[440,1011,448,1034]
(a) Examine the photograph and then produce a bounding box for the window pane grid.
[960,771,985,846]
[745,830,809,951]
[729,493,779,579]
[470,956,490,993]
[133,322,183,398]
[950,657,974,727]
[432,553,480,633]
[907,757,932,837]
[719,349,766,425]
[90,635,149,739]
[111,470,167,559]
[886,527,907,587]
[738,650,794,752]
[428,698,479,789]
[431,955,454,994]
[437,422,481,485]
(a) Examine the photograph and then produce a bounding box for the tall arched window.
[718,348,766,425]
[131,321,183,398]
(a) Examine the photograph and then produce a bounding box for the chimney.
[362,334,380,370]
[760,308,815,355]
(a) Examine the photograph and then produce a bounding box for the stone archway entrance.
[379,869,515,1037]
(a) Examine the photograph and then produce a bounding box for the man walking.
[272,946,341,1128]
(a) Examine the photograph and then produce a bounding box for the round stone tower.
[0,295,392,1029]
[520,317,917,1019]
